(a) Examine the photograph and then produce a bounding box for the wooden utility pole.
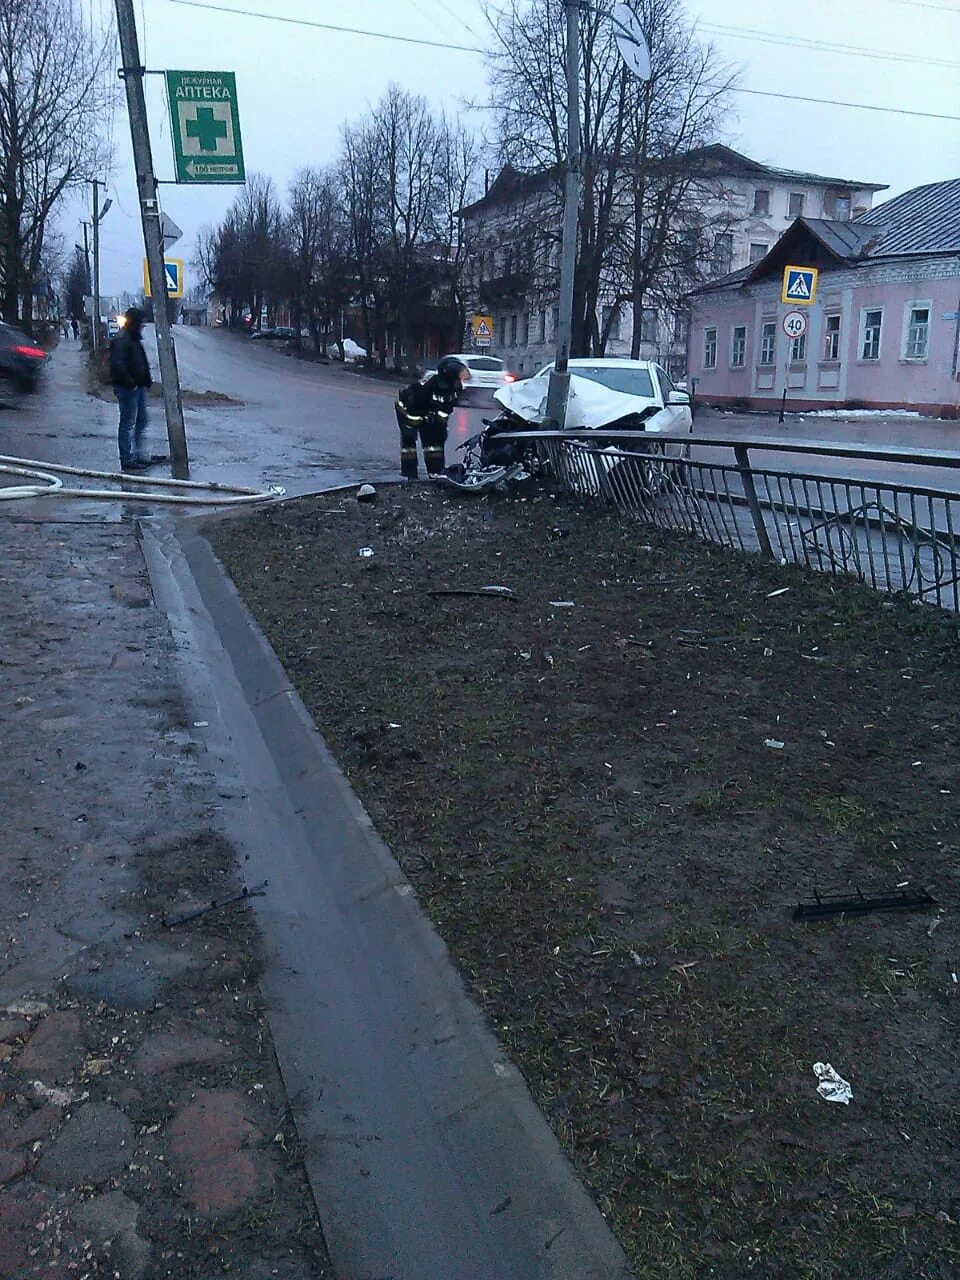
[114,0,189,472]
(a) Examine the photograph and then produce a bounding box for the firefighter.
[395,355,471,479]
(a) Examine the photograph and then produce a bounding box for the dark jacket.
[109,329,152,390]
[397,372,462,422]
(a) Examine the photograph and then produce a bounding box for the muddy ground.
[210,485,960,1280]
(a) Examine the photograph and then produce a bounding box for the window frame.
[753,188,771,216]
[790,332,807,364]
[822,313,841,362]
[730,324,747,368]
[859,307,884,362]
[759,320,777,367]
[703,326,718,370]
[902,300,931,362]
[788,191,805,218]
[749,242,769,265]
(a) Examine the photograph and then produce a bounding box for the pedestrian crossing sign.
[781,265,819,305]
[472,313,494,346]
[143,258,185,299]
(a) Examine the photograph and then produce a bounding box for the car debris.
[814,1061,852,1105]
[162,881,269,929]
[793,885,937,921]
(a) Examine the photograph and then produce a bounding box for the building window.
[673,312,687,343]
[703,326,718,369]
[753,188,770,216]
[823,313,841,361]
[760,321,776,366]
[731,325,746,367]
[537,309,546,343]
[749,242,768,264]
[788,191,805,218]
[825,190,852,219]
[904,304,930,359]
[521,313,529,344]
[601,303,622,342]
[790,333,807,363]
[509,314,518,345]
[861,308,883,360]
[640,307,658,344]
[711,232,733,277]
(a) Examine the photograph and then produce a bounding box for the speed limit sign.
[782,310,809,339]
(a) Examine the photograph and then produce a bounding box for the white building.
[458,145,887,380]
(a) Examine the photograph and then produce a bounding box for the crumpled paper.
[814,1061,853,1105]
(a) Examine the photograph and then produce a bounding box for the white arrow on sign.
[161,213,183,251]
[185,160,240,178]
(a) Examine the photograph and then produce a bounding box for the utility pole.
[91,180,101,357]
[80,222,92,296]
[114,0,189,472]
[545,0,582,429]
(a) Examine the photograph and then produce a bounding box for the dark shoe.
[121,460,148,473]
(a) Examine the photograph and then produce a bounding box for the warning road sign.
[143,258,184,299]
[472,313,494,346]
[781,265,819,306]
[782,310,808,339]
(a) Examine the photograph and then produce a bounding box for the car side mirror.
[668,389,690,405]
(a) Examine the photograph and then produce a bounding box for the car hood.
[494,374,656,428]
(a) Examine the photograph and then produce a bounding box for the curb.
[140,516,632,1280]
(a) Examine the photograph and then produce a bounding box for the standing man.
[395,355,471,479]
[109,307,153,472]
[70,316,80,340]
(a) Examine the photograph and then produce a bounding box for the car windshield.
[466,357,503,371]
[569,366,655,398]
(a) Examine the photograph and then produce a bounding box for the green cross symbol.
[186,107,228,152]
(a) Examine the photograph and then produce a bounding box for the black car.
[0,322,47,391]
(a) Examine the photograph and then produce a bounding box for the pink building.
[690,179,960,418]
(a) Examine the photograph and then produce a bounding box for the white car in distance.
[423,353,516,394]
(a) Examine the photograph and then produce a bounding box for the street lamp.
[545,1,650,428]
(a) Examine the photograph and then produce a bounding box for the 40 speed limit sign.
[782,310,809,339]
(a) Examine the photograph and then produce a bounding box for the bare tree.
[482,0,735,356]
[0,0,113,330]
[287,166,352,355]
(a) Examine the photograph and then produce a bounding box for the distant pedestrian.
[70,317,79,340]
[109,308,153,472]
[395,356,471,479]
[60,318,69,340]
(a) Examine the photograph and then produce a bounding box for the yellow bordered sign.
[782,265,819,306]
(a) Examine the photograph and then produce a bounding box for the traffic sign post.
[782,265,819,306]
[165,71,245,184]
[472,314,494,348]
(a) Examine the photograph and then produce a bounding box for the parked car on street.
[422,353,516,394]
[0,321,48,392]
[504,358,692,450]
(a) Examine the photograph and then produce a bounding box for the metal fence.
[499,429,960,611]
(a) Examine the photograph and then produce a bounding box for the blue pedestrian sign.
[143,257,185,299]
[781,265,819,306]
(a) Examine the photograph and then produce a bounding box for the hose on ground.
[0,455,284,505]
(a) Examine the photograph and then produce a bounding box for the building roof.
[696,178,960,294]
[680,144,888,193]
[855,178,960,256]
[461,145,887,218]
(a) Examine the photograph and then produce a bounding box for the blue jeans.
[116,386,148,465]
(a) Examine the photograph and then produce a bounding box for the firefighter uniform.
[395,365,465,479]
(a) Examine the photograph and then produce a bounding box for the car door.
[654,365,691,432]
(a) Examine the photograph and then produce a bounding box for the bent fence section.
[499,429,960,611]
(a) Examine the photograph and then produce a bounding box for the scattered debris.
[358,547,375,558]
[427,585,516,599]
[162,880,269,929]
[814,1061,852,1105]
[548,600,575,608]
[765,738,785,750]
[32,1080,85,1107]
[4,1000,49,1017]
[629,950,656,968]
[357,484,377,504]
[794,886,938,921]
[766,587,791,598]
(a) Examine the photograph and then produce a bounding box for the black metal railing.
[496,429,960,610]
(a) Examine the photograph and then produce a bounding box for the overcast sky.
[66,0,960,300]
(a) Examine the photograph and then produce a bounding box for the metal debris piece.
[794,885,937,921]
[358,547,375,558]
[162,881,268,929]
[427,586,516,599]
[765,738,785,749]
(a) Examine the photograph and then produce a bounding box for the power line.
[699,21,960,70]
[163,0,960,122]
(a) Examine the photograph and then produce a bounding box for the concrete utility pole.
[114,0,189,472]
[545,0,582,428]
[91,181,101,357]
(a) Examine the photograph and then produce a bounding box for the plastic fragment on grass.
[765,738,785,749]
[767,587,791,598]
[814,1062,852,1105]
[549,600,575,607]
[358,547,375,558]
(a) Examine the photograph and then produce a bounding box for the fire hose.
[0,455,284,506]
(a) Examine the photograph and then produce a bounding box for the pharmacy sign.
[165,71,245,184]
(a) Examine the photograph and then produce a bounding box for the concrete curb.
[140,516,633,1280]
